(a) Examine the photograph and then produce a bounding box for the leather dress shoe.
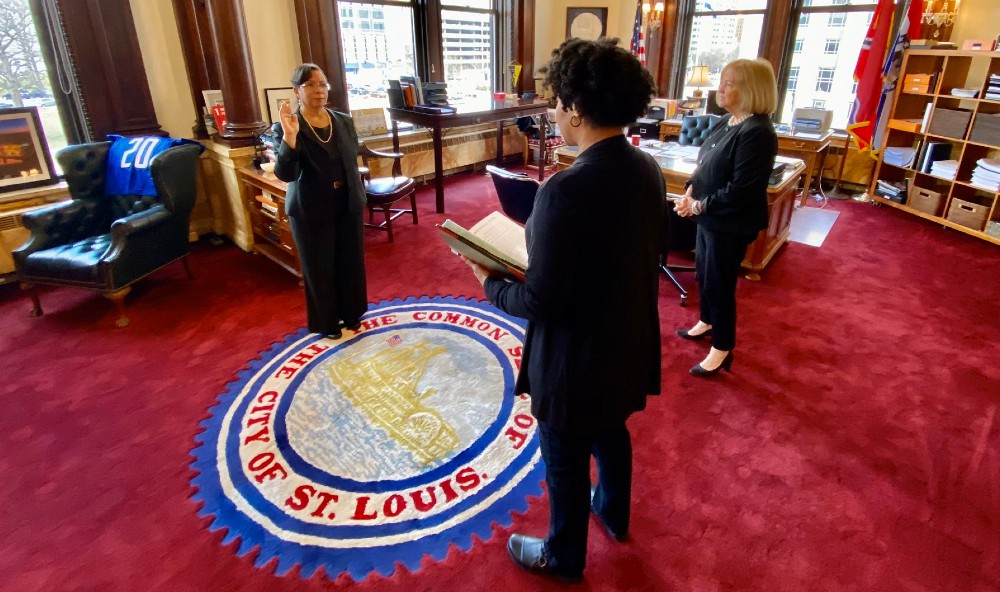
[676,328,712,341]
[325,329,343,339]
[690,350,734,377]
[343,319,362,331]
[590,486,627,542]
[506,534,582,582]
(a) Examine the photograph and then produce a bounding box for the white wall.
[131,0,302,138]
[534,1,633,80]
[951,0,1000,46]
[130,0,195,139]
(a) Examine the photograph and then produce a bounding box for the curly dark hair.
[541,38,656,127]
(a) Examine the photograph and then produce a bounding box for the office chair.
[661,193,697,306]
[677,114,720,147]
[357,140,417,243]
[485,165,539,224]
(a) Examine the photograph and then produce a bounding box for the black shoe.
[590,486,627,542]
[343,319,362,331]
[690,350,734,377]
[676,328,713,341]
[324,329,343,339]
[506,534,582,582]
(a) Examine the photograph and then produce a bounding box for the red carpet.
[1,170,999,591]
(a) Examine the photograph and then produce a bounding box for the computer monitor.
[705,90,726,116]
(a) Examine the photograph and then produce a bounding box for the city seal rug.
[190,296,542,581]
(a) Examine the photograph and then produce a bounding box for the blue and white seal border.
[190,296,544,581]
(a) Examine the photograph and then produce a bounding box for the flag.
[847,0,895,152]
[630,1,646,67]
[870,0,924,153]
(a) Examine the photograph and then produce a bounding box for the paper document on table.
[793,131,822,139]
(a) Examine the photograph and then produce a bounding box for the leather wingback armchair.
[678,115,720,146]
[13,141,202,327]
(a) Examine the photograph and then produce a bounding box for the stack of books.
[915,141,952,173]
[970,158,1000,192]
[929,159,958,180]
[987,73,1000,101]
[422,82,449,106]
[874,179,908,203]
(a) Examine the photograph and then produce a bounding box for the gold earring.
[570,115,582,128]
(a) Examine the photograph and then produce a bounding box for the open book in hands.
[438,211,527,281]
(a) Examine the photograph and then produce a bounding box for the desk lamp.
[686,65,711,99]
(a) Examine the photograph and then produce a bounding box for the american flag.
[630,1,645,66]
[386,334,402,347]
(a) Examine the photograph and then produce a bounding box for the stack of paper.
[950,87,979,98]
[987,74,1000,101]
[929,159,958,180]
[970,158,1000,192]
[884,146,917,167]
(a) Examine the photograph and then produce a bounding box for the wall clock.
[566,7,607,41]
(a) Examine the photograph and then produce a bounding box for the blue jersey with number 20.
[104,135,202,196]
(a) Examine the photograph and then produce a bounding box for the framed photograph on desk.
[265,87,296,124]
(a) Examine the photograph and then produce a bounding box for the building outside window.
[787,66,799,91]
[779,0,877,129]
[812,99,826,109]
[794,39,804,53]
[681,0,768,99]
[441,0,495,104]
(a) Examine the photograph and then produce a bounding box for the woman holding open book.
[274,63,368,339]
[459,38,662,582]
[673,59,778,377]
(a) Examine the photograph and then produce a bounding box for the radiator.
[0,210,29,276]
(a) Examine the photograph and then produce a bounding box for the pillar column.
[204,0,266,145]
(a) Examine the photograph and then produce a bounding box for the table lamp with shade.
[686,65,711,98]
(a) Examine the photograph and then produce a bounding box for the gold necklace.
[302,109,333,144]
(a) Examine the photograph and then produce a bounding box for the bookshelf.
[869,49,1000,245]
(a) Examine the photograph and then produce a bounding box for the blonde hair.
[722,59,777,116]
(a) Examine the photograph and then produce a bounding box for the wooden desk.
[236,166,300,278]
[658,118,683,141]
[777,129,833,206]
[387,99,550,214]
[554,143,804,280]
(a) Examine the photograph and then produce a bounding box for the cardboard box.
[904,74,934,86]
[902,82,931,94]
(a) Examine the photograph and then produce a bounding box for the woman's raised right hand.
[278,101,299,145]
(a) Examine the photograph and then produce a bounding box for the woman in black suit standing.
[459,38,662,581]
[275,63,368,338]
[674,58,778,377]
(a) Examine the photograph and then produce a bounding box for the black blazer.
[687,113,777,236]
[485,135,663,434]
[274,109,366,218]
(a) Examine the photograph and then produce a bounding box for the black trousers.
[289,207,368,335]
[537,420,632,575]
[695,226,752,351]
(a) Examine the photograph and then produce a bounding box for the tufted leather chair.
[677,114,721,147]
[13,141,202,327]
[485,165,538,224]
[358,140,417,243]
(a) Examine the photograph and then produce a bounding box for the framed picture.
[566,7,607,41]
[0,107,58,193]
[202,89,224,111]
[350,108,388,137]
[265,87,296,124]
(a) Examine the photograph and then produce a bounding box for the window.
[441,0,496,104]
[816,68,835,92]
[811,99,826,109]
[681,1,768,99]
[1,0,70,172]
[787,67,799,91]
[780,0,877,128]
[338,1,498,113]
[338,2,416,112]
[794,39,803,53]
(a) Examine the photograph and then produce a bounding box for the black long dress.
[274,110,368,335]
